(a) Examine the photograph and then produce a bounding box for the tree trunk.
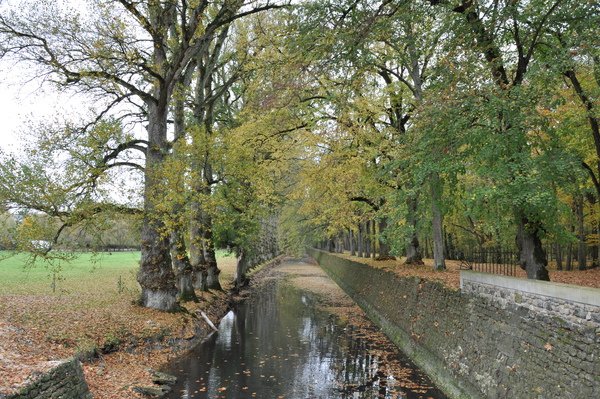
[593,220,599,268]
[344,231,350,252]
[364,222,371,258]
[371,220,376,259]
[137,102,178,311]
[376,218,394,260]
[192,153,222,291]
[234,249,249,290]
[192,47,224,290]
[554,243,563,271]
[202,213,222,290]
[430,174,446,271]
[575,196,586,270]
[170,230,198,302]
[350,229,356,256]
[189,180,208,291]
[169,88,198,303]
[516,216,550,280]
[206,256,222,289]
[357,224,363,257]
[445,232,456,260]
[404,196,423,264]
[327,238,334,252]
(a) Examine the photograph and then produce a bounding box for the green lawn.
[0,249,237,380]
[0,251,142,295]
[0,250,236,295]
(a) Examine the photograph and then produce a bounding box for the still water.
[164,261,446,399]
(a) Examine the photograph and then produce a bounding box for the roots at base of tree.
[404,258,424,265]
[177,275,199,302]
[234,276,250,292]
[206,266,223,291]
[375,255,396,261]
[140,289,178,312]
[177,291,199,303]
[517,218,550,281]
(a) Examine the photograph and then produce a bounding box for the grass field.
[0,249,238,398]
[0,250,237,296]
[0,251,141,296]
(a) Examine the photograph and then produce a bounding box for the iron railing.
[458,249,518,277]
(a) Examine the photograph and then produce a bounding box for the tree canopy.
[0,0,599,310]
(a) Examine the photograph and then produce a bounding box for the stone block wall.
[5,359,92,399]
[309,248,600,399]
[461,271,600,327]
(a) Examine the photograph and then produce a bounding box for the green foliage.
[1,0,598,279]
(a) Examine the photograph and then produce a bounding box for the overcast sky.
[0,0,93,153]
[0,58,145,205]
[0,61,77,152]
[0,63,36,151]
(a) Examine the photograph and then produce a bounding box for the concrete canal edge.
[308,248,600,399]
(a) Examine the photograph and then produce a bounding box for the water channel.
[164,260,446,399]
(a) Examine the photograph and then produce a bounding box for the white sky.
[0,64,40,151]
[0,61,83,152]
[0,0,94,153]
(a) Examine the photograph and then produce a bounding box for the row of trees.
[0,0,598,314]
[0,0,304,310]
[0,211,140,251]
[277,0,599,280]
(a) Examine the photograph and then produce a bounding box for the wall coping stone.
[460,270,600,306]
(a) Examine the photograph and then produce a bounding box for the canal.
[164,259,446,399]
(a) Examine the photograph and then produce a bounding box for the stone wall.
[5,359,92,399]
[309,248,600,399]
[461,271,600,327]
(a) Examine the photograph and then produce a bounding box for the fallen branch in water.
[199,311,219,332]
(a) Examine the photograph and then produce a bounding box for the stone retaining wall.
[461,271,600,327]
[4,359,92,399]
[309,248,600,399]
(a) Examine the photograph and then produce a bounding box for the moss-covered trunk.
[138,101,177,311]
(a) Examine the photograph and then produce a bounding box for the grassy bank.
[0,250,237,398]
[0,250,237,295]
[0,251,141,296]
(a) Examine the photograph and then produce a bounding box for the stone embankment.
[3,359,91,399]
[309,248,600,399]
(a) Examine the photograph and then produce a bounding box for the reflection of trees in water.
[163,267,444,399]
[334,328,397,398]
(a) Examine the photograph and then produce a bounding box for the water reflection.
[164,262,446,399]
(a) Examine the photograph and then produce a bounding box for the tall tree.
[0,0,283,309]
[429,0,589,280]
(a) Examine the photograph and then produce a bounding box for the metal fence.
[458,249,518,277]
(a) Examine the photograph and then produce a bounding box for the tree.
[427,0,592,280]
[0,0,284,310]
[0,120,143,258]
[0,211,17,250]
